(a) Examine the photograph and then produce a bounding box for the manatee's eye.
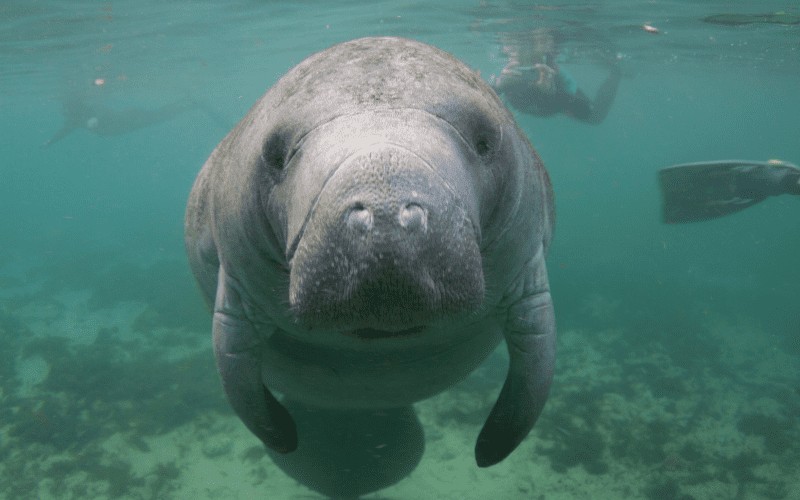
[466,112,499,159]
[475,137,491,157]
[432,101,500,160]
[261,132,289,171]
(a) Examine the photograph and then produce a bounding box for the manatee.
[185,36,556,496]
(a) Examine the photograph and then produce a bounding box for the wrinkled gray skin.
[185,37,556,475]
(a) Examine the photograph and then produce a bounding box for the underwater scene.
[1,1,799,499]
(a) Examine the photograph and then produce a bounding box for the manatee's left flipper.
[475,286,556,467]
[213,267,297,453]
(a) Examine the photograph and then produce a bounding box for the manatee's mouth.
[345,326,426,339]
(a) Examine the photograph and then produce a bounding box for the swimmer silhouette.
[490,29,621,124]
[43,94,229,146]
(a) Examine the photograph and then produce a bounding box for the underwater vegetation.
[1,254,798,498]
[514,284,800,500]
[0,258,226,498]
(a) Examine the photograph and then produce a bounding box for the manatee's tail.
[266,400,424,499]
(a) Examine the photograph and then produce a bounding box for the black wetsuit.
[492,65,620,124]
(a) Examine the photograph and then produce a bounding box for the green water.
[1,1,798,499]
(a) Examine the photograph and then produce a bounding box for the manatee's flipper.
[475,288,556,467]
[213,267,297,453]
[268,401,424,498]
[658,160,800,223]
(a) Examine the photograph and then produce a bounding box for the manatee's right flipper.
[475,277,556,467]
[213,267,297,453]
[658,160,800,223]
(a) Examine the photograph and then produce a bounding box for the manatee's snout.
[289,145,484,331]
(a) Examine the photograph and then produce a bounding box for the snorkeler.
[489,29,621,124]
[43,93,230,146]
[658,159,800,223]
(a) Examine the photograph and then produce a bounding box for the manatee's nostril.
[398,203,427,232]
[345,203,373,232]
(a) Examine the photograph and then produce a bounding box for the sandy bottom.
[1,258,798,499]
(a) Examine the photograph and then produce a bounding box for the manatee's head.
[235,37,542,334]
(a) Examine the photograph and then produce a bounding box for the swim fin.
[658,160,800,223]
